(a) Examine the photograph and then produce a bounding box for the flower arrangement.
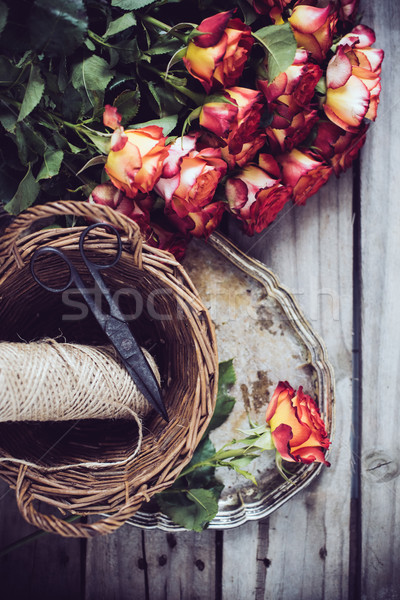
[0,0,383,259]
[153,362,331,531]
[0,0,380,532]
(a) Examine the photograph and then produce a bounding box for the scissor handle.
[79,223,122,271]
[30,246,75,293]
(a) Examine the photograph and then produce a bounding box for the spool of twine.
[0,340,160,471]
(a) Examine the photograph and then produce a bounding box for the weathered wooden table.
[0,2,398,598]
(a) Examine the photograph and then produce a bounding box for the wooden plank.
[359,2,400,598]
[143,529,217,600]
[0,479,82,599]
[85,523,146,600]
[223,169,354,599]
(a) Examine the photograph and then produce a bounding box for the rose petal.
[195,10,234,48]
[324,75,370,132]
[271,424,295,462]
[289,5,331,34]
[327,47,352,89]
[103,105,122,130]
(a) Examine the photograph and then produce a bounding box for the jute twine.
[0,340,159,472]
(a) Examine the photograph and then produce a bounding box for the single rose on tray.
[266,381,331,466]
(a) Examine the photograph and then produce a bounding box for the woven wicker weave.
[0,201,218,537]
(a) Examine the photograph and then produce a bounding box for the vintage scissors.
[30,222,168,422]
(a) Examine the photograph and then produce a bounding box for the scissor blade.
[105,317,168,422]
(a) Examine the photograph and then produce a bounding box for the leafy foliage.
[155,360,276,531]
[0,0,303,215]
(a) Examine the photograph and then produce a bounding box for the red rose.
[312,119,368,176]
[245,0,291,16]
[184,12,253,93]
[266,381,330,466]
[258,50,322,153]
[324,25,384,132]
[200,87,265,152]
[277,148,332,206]
[89,182,152,232]
[288,3,338,62]
[155,138,227,239]
[145,223,190,261]
[225,163,292,234]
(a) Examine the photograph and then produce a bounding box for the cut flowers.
[0,0,382,532]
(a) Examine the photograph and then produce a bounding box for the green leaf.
[254,23,297,82]
[0,1,8,37]
[80,127,112,154]
[18,65,44,121]
[114,88,140,125]
[205,359,236,435]
[0,110,17,133]
[112,0,157,9]
[146,39,181,56]
[0,56,20,87]
[104,12,137,38]
[71,55,114,97]
[4,164,40,215]
[157,486,221,532]
[130,114,178,136]
[36,149,64,181]
[30,0,88,57]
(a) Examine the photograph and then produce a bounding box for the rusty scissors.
[30,222,168,422]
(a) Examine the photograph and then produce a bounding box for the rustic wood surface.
[0,0,398,597]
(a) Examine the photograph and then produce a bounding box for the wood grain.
[143,529,217,600]
[224,170,354,599]
[85,523,146,600]
[359,2,400,598]
[0,480,82,599]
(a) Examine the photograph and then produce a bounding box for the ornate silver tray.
[129,232,335,530]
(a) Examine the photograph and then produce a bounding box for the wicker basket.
[0,201,218,537]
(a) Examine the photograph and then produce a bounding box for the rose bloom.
[200,87,265,153]
[324,25,384,132]
[258,49,322,108]
[288,4,338,62]
[225,163,292,235]
[312,119,368,176]
[266,381,330,466]
[277,148,333,205]
[222,131,267,169]
[258,50,322,153]
[184,11,253,93]
[155,137,227,238]
[89,182,152,232]
[145,222,190,261]
[104,125,169,197]
[245,0,291,16]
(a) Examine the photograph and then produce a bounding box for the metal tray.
[129,232,335,530]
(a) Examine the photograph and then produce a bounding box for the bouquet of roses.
[0,0,383,259]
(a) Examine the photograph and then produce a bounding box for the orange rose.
[288,4,338,62]
[277,148,332,206]
[183,11,253,93]
[155,137,227,238]
[225,162,291,234]
[312,119,368,176]
[266,382,330,466]
[105,126,169,197]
